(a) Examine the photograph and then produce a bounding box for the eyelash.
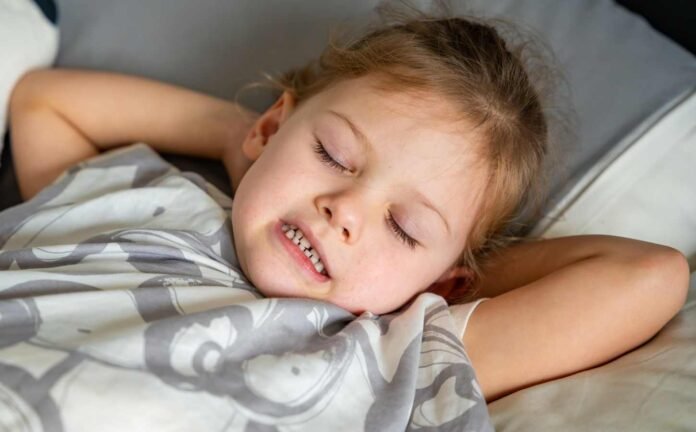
[387,211,418,250]
[312,139,419,250]
[312,139,350,173]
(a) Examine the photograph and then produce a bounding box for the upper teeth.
[281,223,327,275]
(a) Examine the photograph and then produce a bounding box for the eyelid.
[387,211,418,250]
[312,138,352,173]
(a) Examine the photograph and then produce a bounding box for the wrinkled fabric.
[0,143,493,431]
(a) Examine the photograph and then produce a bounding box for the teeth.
[281,223,328,276]
[283,224,312,250]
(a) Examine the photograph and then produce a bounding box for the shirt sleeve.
[449,298,490,342]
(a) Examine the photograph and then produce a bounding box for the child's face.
[231,75,488,315]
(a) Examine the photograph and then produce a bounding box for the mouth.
[275,220,331,282]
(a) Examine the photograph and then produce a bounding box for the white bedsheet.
[488,271,696,431]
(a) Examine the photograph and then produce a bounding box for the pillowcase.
[0,0,59,167]
[529,89,696,267]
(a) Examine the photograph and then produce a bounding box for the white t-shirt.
[449,298,490,342]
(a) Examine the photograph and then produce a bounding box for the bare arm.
[470,234,674,299]
[463,234,690,403]
[8,68,258,201]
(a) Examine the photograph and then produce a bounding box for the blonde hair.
[237,0,569,304]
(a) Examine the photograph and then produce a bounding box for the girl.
[5,2,689,408]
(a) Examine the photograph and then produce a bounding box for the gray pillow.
[50,0,696,224]
[461,0,696,231]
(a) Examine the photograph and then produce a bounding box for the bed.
[1,0,695,430]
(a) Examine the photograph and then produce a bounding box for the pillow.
[528,89,696,266]
[459,0,696,234]
[52,0,696,232]
[0,0,59,167]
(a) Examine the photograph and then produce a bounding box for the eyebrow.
[327,109,371,154]
[325,109,451,236]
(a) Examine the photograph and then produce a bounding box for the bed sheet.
[488,271,696,431]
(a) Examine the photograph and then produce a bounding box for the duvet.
[0,143,492,431]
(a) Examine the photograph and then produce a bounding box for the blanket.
[0,143,493,431]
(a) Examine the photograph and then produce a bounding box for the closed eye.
[387,211,418,250]
[312,139,350,173]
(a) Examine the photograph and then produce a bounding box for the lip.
[275,220,331,283]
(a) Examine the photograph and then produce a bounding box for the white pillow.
[528,88,696,269]
[0,0,59,166]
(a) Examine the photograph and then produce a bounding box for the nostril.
[342,228,349,240]
[323,207,332,217]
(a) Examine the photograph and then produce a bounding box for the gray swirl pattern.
[0,143,493,431]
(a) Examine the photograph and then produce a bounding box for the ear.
[241,90,296,161]
[425,266,475,300]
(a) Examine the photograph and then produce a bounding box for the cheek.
[347,246,428,299]
[239,143,319,197]
[233,153,295,220]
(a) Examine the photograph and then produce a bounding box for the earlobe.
[240,90,296,161]
[426,266,475,299]
[436,266,473,283]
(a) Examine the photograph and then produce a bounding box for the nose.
[317,192,362,244]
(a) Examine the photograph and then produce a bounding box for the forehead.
[317,76,464,134]
[311,77,478,163]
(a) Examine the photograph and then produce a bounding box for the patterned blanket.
[0,143,492,431]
